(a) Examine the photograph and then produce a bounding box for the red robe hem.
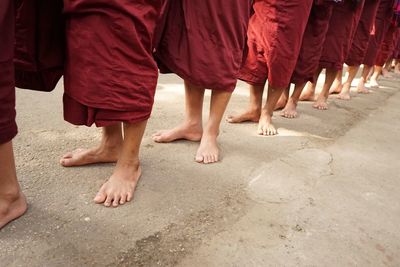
[156,0,251,92]
[319,1,365,70]
[63,94,151,128]
[291,1,334,84]
[239,0,313,89]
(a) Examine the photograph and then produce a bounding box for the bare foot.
[313,95,329,110]
[382,69,392,78]
[337,91,351,100]
[257,111,277,136]
[60,146,121,167]
[299,88,316,101]
[94,162,141,207]
[357,82,370,94]
[226,108,260,123]
[337,82,351,100]
[152,123,202,143]
[369,79,379,89]
[0,191,27,230]
[281,99,298,119]
[195,134,219,164]
[329,83,342,94]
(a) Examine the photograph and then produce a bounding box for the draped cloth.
[363,0,395,66]
[63,0,163,127]
[0,0,17,144]
[292,1,335,84]
[156,0,252,92]
[239,0,313,88]
[319,0,365,70]
[375,24,400,66]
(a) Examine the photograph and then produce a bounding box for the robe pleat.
[239,0,313,88]
[156,0,252,92]
[0,0,17,144]
[63,0,163,127]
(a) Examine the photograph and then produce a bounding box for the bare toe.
[195,155,204,163]
[112,195,120,207]
[104,195,113,207]
[119,195,127,205]
[94,191,106,204]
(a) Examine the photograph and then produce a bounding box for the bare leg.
[195,90,232,164]
[226,83,264,123]
[338,65,359,100]
[274,88,289,110]
[313,68,336,110]
[395,60,400,74]
[152,81,203,143]
[300,68,322,101]
[369,65,382,88]
[94,120,147,207]
[329,69,343,94]
[60,124,123,167]
[0,141,27,229]
[357,65,372,94]
[258,85,285,136]
[281,83,306,118]
[382,58,393,77]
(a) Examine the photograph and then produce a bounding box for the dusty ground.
[1,71,399,267]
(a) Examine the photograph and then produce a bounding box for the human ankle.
[115,158,141,172]
[0,188,21,203]
[182,119,202,129]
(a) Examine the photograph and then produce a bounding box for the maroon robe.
[346,0,381,66]
[156,0,252,92]
[363,0,395,66]
[63,0,163,127]
[319,0,365,70]
[239,0,313,89]
[0,0,17,144]
[14,0,64,92]
[375,25,400,66]
[394,35,400,60]
[292,1,335,84]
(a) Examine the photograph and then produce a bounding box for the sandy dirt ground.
[1,71,400,266]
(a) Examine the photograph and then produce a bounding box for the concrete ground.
[1,72,400,266]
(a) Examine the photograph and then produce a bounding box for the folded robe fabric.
[346,0,381,66]
[156,0,252,92]
[375,24,400,66]
[394,34,400,59]
[319,0,365,70]
[363,0,395,66]
[0,0,18,144]
[292,1,335,84]
[239,0,313,89]
[63,0,163,127]
[14,0,65,92]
